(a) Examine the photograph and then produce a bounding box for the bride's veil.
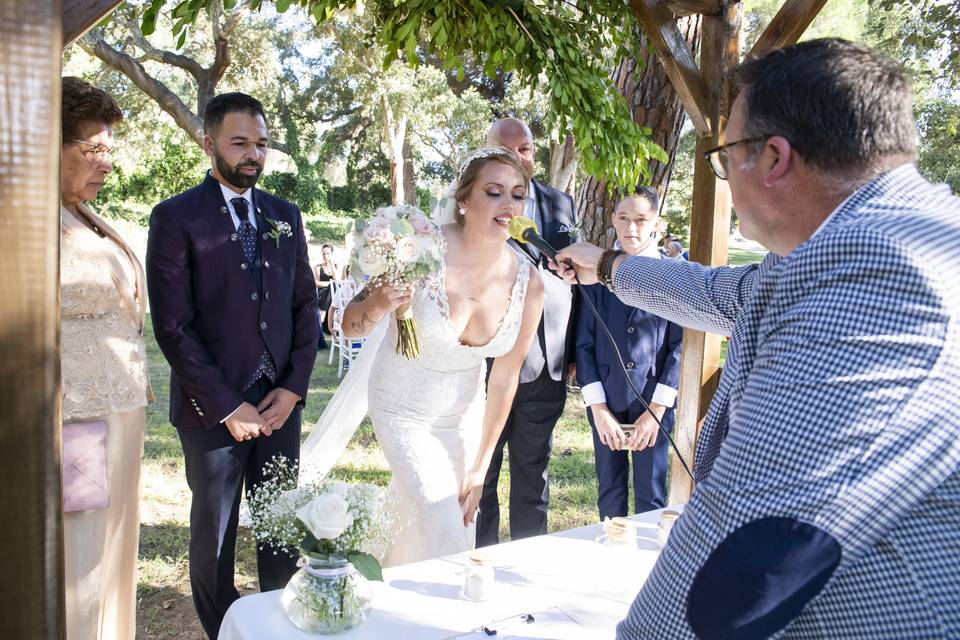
[298,318,387,482]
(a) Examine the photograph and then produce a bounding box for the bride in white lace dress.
[339,149,544,565]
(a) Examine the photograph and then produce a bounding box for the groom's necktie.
[232,196,278,389]
[233,197,257,264]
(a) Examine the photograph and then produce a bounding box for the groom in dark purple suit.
[146,93,318,639]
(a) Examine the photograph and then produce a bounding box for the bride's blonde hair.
[454,147,529,225]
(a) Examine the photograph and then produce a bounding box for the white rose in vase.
[296,492,354,541]
[395,236,421,265]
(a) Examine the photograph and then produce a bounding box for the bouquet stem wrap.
[395,303,421,359]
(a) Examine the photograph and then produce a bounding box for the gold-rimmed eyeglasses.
[702,136,767,180]
[69,139,115,164]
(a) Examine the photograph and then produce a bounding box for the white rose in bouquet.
[296,492,354,540]
[357,246,387,277]
[395,236,421,265]
[416,235,442,261]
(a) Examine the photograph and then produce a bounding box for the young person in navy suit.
[146,93,318,639]
[575,187,682,518]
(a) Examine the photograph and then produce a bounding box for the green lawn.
[136,316,602,638]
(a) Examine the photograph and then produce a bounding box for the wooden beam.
[749,0,829,58]
[665,0,721,17]
[630,0,714,136]
[668,2,741,505]
[0,0,65,636]
[63,0,121,47]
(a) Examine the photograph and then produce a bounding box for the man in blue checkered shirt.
[555,39,960,639]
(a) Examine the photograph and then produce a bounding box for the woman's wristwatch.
[597,249,625,290]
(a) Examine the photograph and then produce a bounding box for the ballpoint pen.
[481,612,535,636]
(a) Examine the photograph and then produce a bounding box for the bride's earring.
[459,207,467,216]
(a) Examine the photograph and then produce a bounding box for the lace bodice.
[398,255,531,369]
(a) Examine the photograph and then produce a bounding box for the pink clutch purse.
[62,420,110,512]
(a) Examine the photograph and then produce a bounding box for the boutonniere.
[265,217,293,248]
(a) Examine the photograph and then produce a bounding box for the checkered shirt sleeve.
[616,165,960,639]
[612,254,776,337]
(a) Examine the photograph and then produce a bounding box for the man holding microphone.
[554,39,960,640]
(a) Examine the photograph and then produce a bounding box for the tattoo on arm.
[348,313,375,335]
[354,287,370,302]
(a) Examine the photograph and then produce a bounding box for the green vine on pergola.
[139,0,667,190]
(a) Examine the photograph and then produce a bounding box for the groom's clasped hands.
[224,387,300,442]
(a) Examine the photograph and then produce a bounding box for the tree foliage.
[140,0,666,190]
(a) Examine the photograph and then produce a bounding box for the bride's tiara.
[456,146,518,184]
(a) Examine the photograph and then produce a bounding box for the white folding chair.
[328,281,366,378]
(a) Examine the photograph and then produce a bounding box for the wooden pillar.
[0,0,65,636]
[668,2,741,504]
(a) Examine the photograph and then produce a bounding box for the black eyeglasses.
[702,136,767,180]
[69,139,114,164]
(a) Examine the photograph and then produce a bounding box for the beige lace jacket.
[61,204,152,421]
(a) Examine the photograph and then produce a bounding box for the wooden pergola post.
[630,0,828,503]
[0,0,65,637]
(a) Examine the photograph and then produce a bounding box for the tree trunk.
[577,16,702,247]
[380,94,408,206]
[549,133,578,198]
[402,133,417,205]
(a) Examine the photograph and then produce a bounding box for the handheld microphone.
[507,216,558,259]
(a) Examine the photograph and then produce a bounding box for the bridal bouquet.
[248,457,391,633]
[347,204,443,359]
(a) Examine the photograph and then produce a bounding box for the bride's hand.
[365,282,414,314]
[458,468,486,527]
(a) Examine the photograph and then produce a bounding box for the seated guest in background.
[312,245,339,350]
[576,187,682,519]
[664,240,687,260]
[59,76,152,640]
[555,39,960,639]
[314,244,339,326]
[658,234,678,257]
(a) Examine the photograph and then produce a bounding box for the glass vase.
[281,554,373,634]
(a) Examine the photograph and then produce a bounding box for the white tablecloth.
[219,507,678,640]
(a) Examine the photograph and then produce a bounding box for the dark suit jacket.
[575,280,683,414]
[511,179,577,384]
[146,173,319,431]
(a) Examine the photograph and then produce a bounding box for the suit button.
[264,291,270,300]
[260,321,268,330]
[263,260,270,269]
[627,326,635,334]
[240,262,248,270]
[626,361,635,369]
[231,233,238,241]
[251,292,259,301]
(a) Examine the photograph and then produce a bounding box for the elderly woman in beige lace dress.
[60,77,152,640]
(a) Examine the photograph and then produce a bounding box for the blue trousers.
[587,402,673,519]
[177,377,301,639]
